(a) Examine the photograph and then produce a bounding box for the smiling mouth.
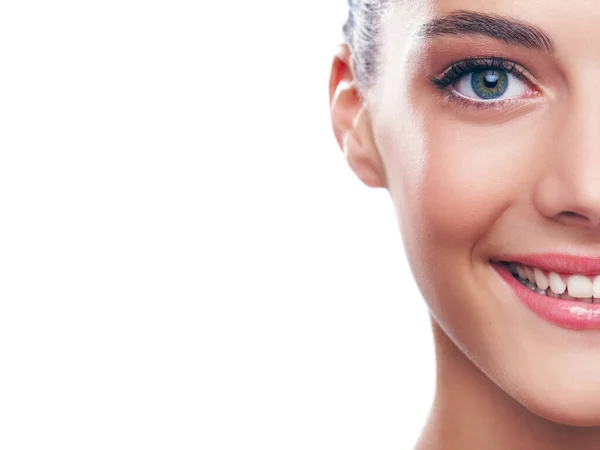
[491,259,600,330]
[494,260,600,304]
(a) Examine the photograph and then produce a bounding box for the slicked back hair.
[342,0,391,90]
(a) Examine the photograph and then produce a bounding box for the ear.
[329,44,387,189]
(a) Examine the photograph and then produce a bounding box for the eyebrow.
[419,10,555,54]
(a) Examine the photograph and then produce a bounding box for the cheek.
[417,125,514,250]
[383,118,520,265]
[383,110,549,261]
[377,108,547,342]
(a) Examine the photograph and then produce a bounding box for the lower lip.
[492,262,600,330]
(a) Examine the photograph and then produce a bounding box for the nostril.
[557,210,594,225]
[560,211,584,219]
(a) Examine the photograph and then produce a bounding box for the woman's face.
[344,0,600,425]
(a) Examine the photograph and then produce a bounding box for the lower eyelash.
[440,89,530,111]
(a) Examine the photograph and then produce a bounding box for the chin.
[503,366,600,427]
[526,395,600,427]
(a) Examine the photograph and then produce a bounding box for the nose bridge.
[534,89,600,227]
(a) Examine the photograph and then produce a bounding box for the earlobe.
[329,45,388,189]
[342,125,387,189]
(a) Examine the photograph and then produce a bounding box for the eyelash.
[428,57,537,109]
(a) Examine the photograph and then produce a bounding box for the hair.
[343,0,391,90]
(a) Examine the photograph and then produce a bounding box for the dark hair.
[343,0,390,90]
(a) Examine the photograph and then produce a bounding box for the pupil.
[484,71,499,88]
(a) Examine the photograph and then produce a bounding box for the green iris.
[471,70,508,99]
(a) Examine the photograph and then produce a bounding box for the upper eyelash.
[428,57,529,89]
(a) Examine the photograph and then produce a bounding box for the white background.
[0,1,434,448]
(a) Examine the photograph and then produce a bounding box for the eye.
[429,57,539,106]
[453,69,529,101]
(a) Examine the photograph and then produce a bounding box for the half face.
[365,0,600,426]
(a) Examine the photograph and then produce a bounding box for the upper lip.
[492,253,600,276]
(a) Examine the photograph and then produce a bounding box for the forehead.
[382,0,600,48]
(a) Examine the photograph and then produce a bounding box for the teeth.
[534,268,549,291]
[594,276,600,298]
[549,272,566,295]
[509,262,600,303]
[567,275,594,299]
[524,267,535,282]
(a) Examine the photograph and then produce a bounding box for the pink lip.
[492,253,600,275]
[492,262,600,330]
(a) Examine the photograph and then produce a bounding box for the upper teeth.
[534,268,549,290]
[510,263,600,299]
[548,272,566,294]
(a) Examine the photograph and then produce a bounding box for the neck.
[415,318,600,450]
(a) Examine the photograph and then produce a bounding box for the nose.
[533,100,600,230]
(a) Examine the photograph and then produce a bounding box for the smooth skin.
[330,1,600,449]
